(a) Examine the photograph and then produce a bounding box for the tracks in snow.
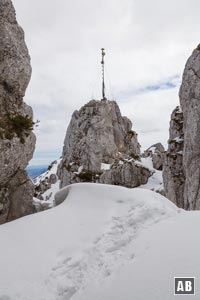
[46,198,170,300]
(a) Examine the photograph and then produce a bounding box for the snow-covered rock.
[0,0,36,223]
[143,143,165,170]
[100,159,151,188]
[34,152,167,215]
[0,183,184,300]
[33,159,61,209]
[35,154,164,208]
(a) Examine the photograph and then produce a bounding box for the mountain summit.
[58,99,151,188]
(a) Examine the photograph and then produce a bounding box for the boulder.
[100,160,151,188]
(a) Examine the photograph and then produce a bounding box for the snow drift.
[0,183,198,300]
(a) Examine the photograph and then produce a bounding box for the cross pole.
[101,48,107,101]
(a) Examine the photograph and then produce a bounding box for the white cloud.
[12,0,200,165]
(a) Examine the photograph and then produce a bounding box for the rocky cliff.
[58,99,151,188]
[0,0,36,223]
[163,106,184,208]
[163,45,200,209]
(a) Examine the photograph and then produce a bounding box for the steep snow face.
[0,183,179,300]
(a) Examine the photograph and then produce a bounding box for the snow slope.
[0,183,199,300]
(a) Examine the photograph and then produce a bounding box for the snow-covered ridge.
[33,155,164,211]
[0,183,180,300]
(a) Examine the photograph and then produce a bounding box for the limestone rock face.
[144,143,165,170]
[58,99,151,188]
[179,46,200,209]
[6,170,35,221]
[163,45,200,209]
[163,107,184,208]
[0,0,36,223]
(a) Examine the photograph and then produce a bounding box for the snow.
[173,136,184,143]
[139,157,163,192]
[34,159,60,185]
[101,163,111,170]
[34,156,164,208]
[74,166,83,175]
[42,180,60,204]
[135,156,154,172]
[78,165,83,173]
[0,183,182,300]
[33,159,61,205]
[79,211,200,300]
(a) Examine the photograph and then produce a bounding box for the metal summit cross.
[101,48,107,101]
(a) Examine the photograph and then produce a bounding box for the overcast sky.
[12,0,200,166]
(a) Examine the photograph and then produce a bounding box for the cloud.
[117,75,181,99]
[11,0,200,165]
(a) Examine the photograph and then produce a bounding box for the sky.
[12,0,200,166]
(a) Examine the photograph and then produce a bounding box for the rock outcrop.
[163,107,184,208]
[100,160,151,188]
[58,99,151,188]
[0,0,36,223]
[143,143,165,170]
[163,45,200,210]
